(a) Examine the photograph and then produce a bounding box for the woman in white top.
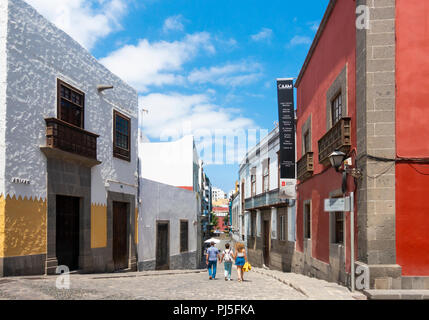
[233,242,247,282]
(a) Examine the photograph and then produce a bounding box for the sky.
[25,0,330,193]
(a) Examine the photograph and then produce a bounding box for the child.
[221,243,234,281]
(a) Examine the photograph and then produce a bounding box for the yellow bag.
[243,262,252,272]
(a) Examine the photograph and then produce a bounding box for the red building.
[212,207,229,232]
[294,0,429,289]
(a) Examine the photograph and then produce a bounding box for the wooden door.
[156,222,169,270]
[56,195,80,271]
[113,201,128,271]
[263,220,270,266]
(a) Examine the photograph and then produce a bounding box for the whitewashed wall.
[0,0,8,197]
[239,127,280,199]
[138,178,198,262]
[139,135,195,189]
[3,0,138,203]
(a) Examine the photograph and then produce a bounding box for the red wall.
[296,0,356,270]
[395,0,429,276]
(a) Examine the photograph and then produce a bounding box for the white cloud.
[139,93,255,138]
[308,21,320,32]
[100,32,215,92]
[288,35,312,47]
[163,15,185,33]
[251,28,273,42]
[188,62,263,87]
[25,0,128,50]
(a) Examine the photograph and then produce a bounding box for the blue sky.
[27,0,330,193]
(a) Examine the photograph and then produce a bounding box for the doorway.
[263,220,270,266]
[113,201,128,271]
[156,222,170,270]
[56,195,80,271]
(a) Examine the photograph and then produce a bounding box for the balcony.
[244,189,288,210]
[41,118,101,167]
[318,117,351,166]
[297,152,314,182]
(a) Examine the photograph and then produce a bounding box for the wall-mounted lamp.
[97,85,114,92]
[328,150,362,194]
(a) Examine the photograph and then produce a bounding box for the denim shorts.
[235,256,245,266]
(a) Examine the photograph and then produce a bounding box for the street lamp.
[328,150,362,292]
[328,150,346,172]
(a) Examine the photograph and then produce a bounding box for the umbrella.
[204,237,220,244]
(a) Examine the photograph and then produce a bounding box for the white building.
[211,187,226,202]
[139,135,199,192]
[239,126,296,271]
[138,135,209,269]
[0,0,138,276]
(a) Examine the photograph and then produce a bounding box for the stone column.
[355,0,401,289]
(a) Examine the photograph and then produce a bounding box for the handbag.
[243,262,252,272]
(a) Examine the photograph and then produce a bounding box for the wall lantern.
[328,150,346,172]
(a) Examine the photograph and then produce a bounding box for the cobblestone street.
[0,264,365,300]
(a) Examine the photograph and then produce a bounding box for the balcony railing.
[45,118,99,160]
[297,152,314,182]
[318,117,351,165]
[245,189,286,210]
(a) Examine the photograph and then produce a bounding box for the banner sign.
[277,78,296,199]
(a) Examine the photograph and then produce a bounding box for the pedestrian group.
[205,241,249,282]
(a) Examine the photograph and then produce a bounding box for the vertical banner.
[277,78,296,199]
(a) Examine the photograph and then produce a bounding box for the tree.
[210,213,219,230]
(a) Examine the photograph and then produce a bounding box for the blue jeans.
[208,260,217,278]
[224,262,233,280]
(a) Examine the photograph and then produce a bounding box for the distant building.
[212,207,229,233]
[211,187,226,203]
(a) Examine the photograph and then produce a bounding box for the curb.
[253,268,309,297]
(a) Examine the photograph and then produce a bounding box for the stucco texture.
[91,204,107,249]
[3,0,138,204]
[1,195,46,258]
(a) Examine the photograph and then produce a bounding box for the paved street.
[0,265,365,300]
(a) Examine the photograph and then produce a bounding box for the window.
[304,202,311,239]
[303,130,311,154]
[331,212,344,244]
[251,171,256,197]
[331,92,343,125]
[113,110,131,161]
[58,80,84,128]
[262,159,270,193]
[279,215,286,241]
[180,220,188,252]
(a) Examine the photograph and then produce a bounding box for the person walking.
[206,241,220,280]
[221,243,234,281]
[233,242,247,282]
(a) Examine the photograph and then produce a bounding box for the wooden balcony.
[42,118,100,166]
[318,117,351,165]
[297,152,314,182]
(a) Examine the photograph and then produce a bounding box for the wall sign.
[277,78,296,199]
[11,177,30,185]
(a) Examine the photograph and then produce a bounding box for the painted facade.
[239,127,296,272]
[295,0,429,289]
[0,0,138,276]
[137,178,199,271]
